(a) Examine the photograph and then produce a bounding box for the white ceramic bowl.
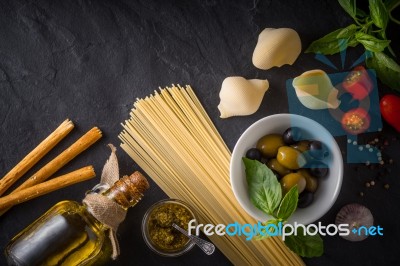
[230,114,343,225]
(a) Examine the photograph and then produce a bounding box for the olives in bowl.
[245,127,330,209]
[230,114,343,225]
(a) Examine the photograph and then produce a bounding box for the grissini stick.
[0,119,74,196]
[0,166,96,210]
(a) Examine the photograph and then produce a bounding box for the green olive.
[291,140,311,153]
[266,158,291,177]
[256,134,285,158]
[297,169,318,192]
[280,173,306,194]
[277,146,306,170]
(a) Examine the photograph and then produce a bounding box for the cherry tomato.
[380,94,400,132]
[341,108,370,135]
[342,66,373,100]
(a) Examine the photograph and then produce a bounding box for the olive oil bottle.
[5,172,149,266]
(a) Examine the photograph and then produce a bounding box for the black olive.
[260,157,269,164]
[309,162,329,178]
[282,127,302,145]
[309,140,329,160]
[270,169,282,180]
[245,148,262,161]
[298,191,314,208]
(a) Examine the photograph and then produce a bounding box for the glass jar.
[142,199,197,257]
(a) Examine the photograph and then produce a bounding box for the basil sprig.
[245,157,282,215]
[306,0,400,91]
[243,158,323,258]
[285,227,324,258]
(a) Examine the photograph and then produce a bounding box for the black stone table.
[1,0,399,265]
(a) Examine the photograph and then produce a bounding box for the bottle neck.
[102,172,150,209]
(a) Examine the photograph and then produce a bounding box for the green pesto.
[148,203,193,251]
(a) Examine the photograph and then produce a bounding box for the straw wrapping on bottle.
[83,193,126,259]
[82,144,125,260]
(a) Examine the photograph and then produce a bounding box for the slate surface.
[1,0,400,265]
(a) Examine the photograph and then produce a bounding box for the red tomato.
[342,66,373,100]
[341,108,371,135]
[380,94,400,132]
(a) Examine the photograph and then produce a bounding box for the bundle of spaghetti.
[119,85,304,266]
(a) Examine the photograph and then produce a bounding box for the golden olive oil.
[5,173,149,266]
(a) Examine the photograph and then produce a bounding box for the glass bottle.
[5,173,149,266]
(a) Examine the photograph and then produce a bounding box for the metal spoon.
[172,223,215,255]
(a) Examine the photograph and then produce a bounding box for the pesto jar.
[142,199,197,257]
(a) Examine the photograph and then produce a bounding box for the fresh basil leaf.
[339,25,360,48]
[261,176,282,215]
[366,52,400,90]
[276,185,298,221]
[369,0,389,29]
[250,189,272,215]
[243,158,282,215]
[355,32,391,52]
[337,24,359,38]
[374,51,400,71]
[305,29,343,54]
[255,219,280,240]
[338,0,357,19]
[305,24,359,55]
[284,227,324,258]
[347,35,359,47]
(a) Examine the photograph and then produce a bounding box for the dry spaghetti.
[119,85,304,266]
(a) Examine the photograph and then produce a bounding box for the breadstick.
[0,119,74,196]
[0,127,102,216]
[0,166,95,210]
[16,127,101,192]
